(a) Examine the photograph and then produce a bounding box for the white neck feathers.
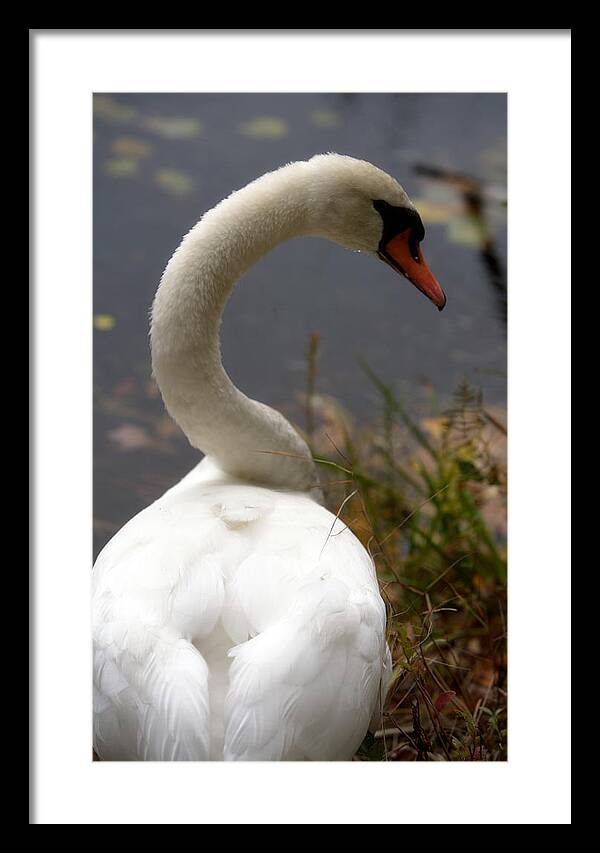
[150,161,318,491]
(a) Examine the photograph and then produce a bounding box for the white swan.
[93,153,446,761]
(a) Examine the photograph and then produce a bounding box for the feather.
[93,459,388,760]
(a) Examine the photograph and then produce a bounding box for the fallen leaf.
[143,116,202,139]
[104,157,138,178]
[94,95,137,124]
[94,314,116,331]
[434,691,456,712]
[108,423,153,451]
[239,116,289,139]
[93,517,119,534]
[111,137,153,159]
[112,378,137,397]
[310,109,342,128]
[154,169,194,197]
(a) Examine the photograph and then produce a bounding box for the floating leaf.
[104,157,138,178]
[93,517,118,534]
[108,423,153,451]
[112,377,137,397]
[93,95,137,124]
[94,314,116,331]
[111,137,152,159]
[154,169,194,197]
[310,109,342,128]
[239,116,289,139]
[143,115,202,140]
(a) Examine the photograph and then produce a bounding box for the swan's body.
[93,154,445,761]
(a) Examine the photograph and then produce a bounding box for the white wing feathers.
[93,473,388,760]
[94,624,211,761]
[93,520,225,761]
[224,578,386,761]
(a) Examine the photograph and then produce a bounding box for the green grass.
[304,350,507,761]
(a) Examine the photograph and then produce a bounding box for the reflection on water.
[93,93,507,559]
[414,162,507,324]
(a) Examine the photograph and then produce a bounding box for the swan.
[93,153,446,761]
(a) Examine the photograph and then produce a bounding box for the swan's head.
[306,153,446,310]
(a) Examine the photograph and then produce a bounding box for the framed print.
[31,29,571,825]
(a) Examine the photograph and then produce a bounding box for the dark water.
[93,92,507,559]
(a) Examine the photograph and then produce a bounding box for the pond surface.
[93,92,506,559]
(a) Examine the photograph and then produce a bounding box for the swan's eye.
[408,233,421,264]
[373,199,426,254]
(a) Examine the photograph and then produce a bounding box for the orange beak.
[378,231,447,311]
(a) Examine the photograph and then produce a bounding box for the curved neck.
[151,162,318,491]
